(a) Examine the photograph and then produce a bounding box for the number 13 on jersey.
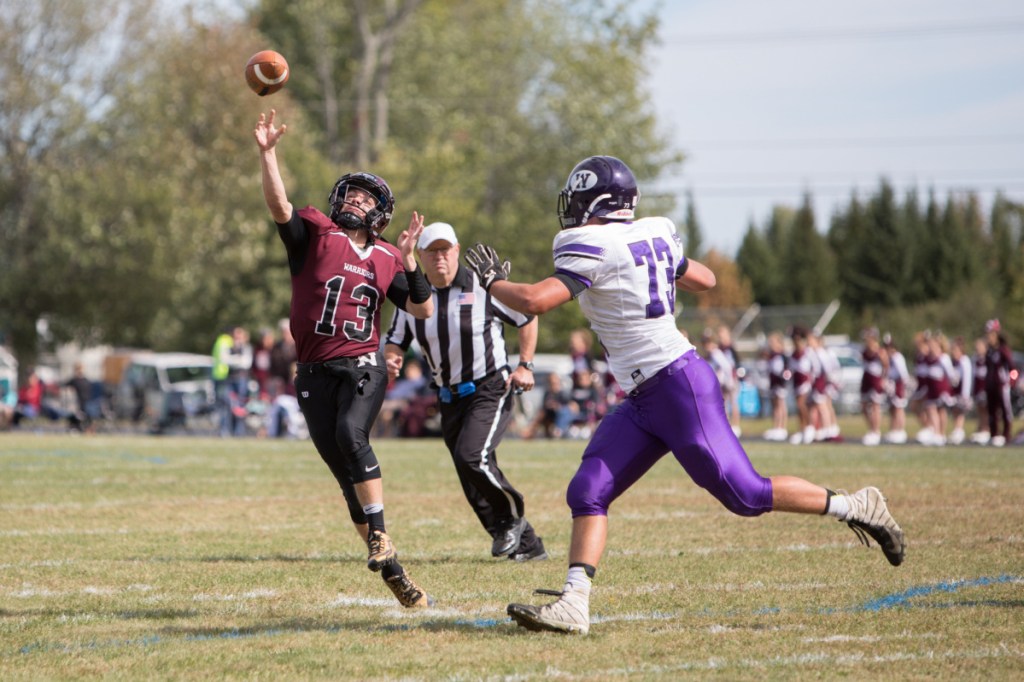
[629,237,676,319]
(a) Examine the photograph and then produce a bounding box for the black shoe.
[509,539,548,562]
[491,517,527,557]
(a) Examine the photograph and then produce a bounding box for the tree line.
[727,184,1024,345]
[1,0,1019,374]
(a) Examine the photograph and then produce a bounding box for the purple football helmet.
[328,172,395,238]
[557,155,640,229]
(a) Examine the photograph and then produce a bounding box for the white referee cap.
[418,222,459,249]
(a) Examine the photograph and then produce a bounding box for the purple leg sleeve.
[566,351,773,517]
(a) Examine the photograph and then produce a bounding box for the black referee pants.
[439,372,540,554]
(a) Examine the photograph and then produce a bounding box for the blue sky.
[638,0,1024,254]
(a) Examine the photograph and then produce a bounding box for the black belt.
[438,368,505,403]
[297,357,379,375]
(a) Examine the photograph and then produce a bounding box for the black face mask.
[336,211,364,230]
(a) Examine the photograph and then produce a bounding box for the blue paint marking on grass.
[854,574,1019,612]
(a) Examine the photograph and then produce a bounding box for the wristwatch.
[518,361,535,371]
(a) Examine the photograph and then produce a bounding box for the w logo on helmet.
[568,170,599,192]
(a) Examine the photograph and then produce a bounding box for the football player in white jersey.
[465,155,906,635]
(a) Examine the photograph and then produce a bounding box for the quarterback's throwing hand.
[465,243,511,290]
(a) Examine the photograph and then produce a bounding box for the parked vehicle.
[113,352,215,433]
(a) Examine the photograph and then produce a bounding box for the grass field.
[1,430,1022,680]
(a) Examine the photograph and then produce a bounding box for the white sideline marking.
[192,589,278,602]
[803,632,944,643]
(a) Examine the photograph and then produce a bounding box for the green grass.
[1,431,1021,680]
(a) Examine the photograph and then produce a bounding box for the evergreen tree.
[682,190,704,260]
[858,179,903,309]
[735,221,779,305]
[781,193,838,305]
[988,193,1024,297]
[827,192,866,308]
[896,188,927,304]
[920,190,943,299]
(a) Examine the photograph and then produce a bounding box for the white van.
[114,352,215,433]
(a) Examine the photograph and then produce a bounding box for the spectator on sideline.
[970,337,990,444]
[922,333,954,446]
[860,328,887,446]
[269,318,297,398]
[762,332,790,442]
[788,327,816,445]
[882,333,910,444]
[808,331,841,442]
[911,331,936,445]
[527,371,575,439]
[948,336,974,445]
[717,325,742,437]
[983,319,1016,447]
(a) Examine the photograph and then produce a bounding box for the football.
[245,50,289,96]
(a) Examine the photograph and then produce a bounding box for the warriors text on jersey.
[278,206,411,363]
[552,216,692,392]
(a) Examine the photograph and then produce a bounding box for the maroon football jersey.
[289,206,404,363]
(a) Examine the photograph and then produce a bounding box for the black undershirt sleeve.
[405,265,431,303]
[552,272,588,299]
[386,272,412,310]
[276,209,309,276]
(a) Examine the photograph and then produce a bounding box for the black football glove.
[465,243,511,290]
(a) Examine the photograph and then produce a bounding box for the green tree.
[827,192,866,307]
[682,190,704,260]
[895,188,927,304]
[780,194,838,305]
[0,0,160,367]
[989,193,1024,298]
[735,221,779,305]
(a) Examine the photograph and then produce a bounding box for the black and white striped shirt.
[384,266,533,388]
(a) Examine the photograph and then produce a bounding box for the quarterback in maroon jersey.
[255,109,435,608]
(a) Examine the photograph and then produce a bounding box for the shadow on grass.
[186,553,504,567]
[158,615,507,641]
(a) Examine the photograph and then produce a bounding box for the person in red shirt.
[255,109,435,608]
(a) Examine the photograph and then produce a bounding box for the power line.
[663,19,1024,46]
[660,170,1024,183]
[680,134,1024,151]
[649,182,1024,199]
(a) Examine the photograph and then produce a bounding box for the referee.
[384,222,547,561]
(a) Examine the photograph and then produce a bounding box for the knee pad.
[566,461,612,517]
[349,444,381,483]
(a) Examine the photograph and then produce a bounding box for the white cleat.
[970,431,990,445]
[763,428,788,442]
[949,428,965,445]
[914,427,934,445]
[861,432,881,447]
[507,586,591,635]
[991,435,1006,447]
[840,487,906,567]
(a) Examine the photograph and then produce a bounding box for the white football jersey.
[552,216,694,392]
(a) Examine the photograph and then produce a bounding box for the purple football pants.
[567,350,773,517]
